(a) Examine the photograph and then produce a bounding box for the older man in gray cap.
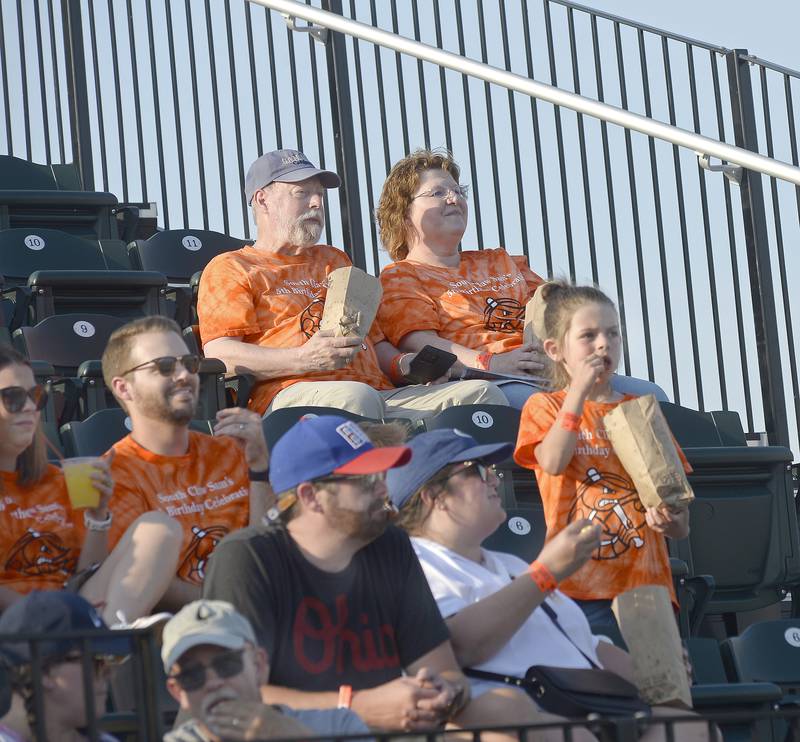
[198,149,505,419]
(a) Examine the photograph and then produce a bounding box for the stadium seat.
[0,155,121,239]
[262,407,377,450]
[482,505,546,563]
[129,230,249,327]
[61,408,213,457]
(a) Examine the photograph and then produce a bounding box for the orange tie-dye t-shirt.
[0,466,86,594]
[109,432,250,585]
[378,248,544,353]
[198,244,392,414]
[514,391,691,603]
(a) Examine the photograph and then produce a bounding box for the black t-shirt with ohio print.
[203,523,449,691]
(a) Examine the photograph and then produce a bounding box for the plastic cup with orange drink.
[62,457,103,509]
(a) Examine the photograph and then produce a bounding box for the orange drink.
[62,457,102,509]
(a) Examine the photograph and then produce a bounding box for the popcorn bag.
[523,284,547,346]
[603,394,695,510]
[320,266,383,338]
[612,585,693,708]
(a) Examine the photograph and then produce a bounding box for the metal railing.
[1,0,799,455]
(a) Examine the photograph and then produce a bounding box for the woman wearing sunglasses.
[0,346,181,624]
[387,429,710,742]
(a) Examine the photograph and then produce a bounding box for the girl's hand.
[87,451,115,521]
[570,352,606,395]
[645,504,689,539]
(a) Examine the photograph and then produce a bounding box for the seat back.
[660,401,726,447]
[722,620,800,690]
[0,156,82,190]
[129,230,248,282]
[13,314,126,374]
[262,407,377,450]
[481,505,547,564]
[422,405,520,450]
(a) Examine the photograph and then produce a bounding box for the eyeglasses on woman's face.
[411,184,470,202]
[0,384,48,414]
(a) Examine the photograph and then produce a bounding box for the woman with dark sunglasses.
[387,429,711,742]
[0,346,182,625]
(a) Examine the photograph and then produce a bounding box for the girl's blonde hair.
[375,148,461,262]
[0,347,48,487]
[538,281,617,389]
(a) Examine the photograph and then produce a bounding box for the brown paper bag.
[603,394,694,509]
[612,585,692,708]
[523,284,548,345]
[320,267,382,339]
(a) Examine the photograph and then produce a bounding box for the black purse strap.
[463,666,531,688]
[538,602,601,669]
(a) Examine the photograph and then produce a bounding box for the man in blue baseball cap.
[204,415,488,733]
[198,148,506,421]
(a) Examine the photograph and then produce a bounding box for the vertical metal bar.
[663,37,704,407]
[476,0,505,247]
[498,0,529,259]
[87,0,108,191]
[29,642,47,741]
[184,0,209,229]
[144,0,170,225]
[454,0,485,250]
[410,0,431,148]
[523,0,553,275]
[62,0,94,186]
[126,0,147,200]
[432,0,453,152]
[47,0,66,162]
[543,0,576,278]
[106,0,128,201]
[566,7,598,282]
[687,43,727,405]
[369,0,393,174]
[164,0,188,228]
[203,0,228,234]
[223,1,248,234]
[0,4,14,155]
[757,65,800,444]
[389,2,410,155]
[785,76,800,244]
[727,49,790,447]
[16,0,32,161]
[285,24,304,152]
[349,0,381,272]
[321,0,366,268]
[264,6,283,150]
[711,50,753,429]
[639,28,680,399]
[244,2,264,156]
[33,0,52,163]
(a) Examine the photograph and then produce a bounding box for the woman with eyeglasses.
[387,429,710,742]
[375,149,667,408]
[0,346,181,624]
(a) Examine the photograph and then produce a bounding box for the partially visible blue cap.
[269,415,411,494]
[0,591,129,665]
[245,149,341,204]
[386,429,513,510]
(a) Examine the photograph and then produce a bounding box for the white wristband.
[84,510,113,532]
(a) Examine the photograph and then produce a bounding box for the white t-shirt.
[411,537,602,696]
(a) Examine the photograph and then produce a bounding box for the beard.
[325,497,390,544]
[286,211,324,247]
[135,381,198,425]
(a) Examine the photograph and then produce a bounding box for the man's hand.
[213,409,270,472]
[300,329,363,372]
[645,504,689,539]
[536,519,601,582]
[204,699,312,741]
[488,343,545,376]
[351,672,447,731]
[86,450,115,522]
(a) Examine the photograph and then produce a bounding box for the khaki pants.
[267,379,508,423]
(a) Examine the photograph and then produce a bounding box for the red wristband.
[389,353,410,384]
[560,412,581,432]
[337,684,353,709]
[476,351,493,371]
[528,560,558,594]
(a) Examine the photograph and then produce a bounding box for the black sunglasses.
[121,354,200,378]
[168,648,245,691]
[0,384,48,414]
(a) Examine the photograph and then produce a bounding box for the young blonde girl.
[514,282,690,626]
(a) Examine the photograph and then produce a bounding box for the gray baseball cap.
[161,600,256,672]
[245,149,341,204]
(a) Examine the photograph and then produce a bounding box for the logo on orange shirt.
[5,529,76,577]
[568,467,646,561]
[300,298,325,338]
[178,525,230,584]
[484,297,524,334]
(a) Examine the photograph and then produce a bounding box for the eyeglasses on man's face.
[411,184,470,202]
[315,472,387,489]
[0,384,48,414]
[168,648,246,692]
[121,354,200,378]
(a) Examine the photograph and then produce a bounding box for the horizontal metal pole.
[252,0,800,187]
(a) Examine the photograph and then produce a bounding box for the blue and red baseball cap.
[269,415,411,495]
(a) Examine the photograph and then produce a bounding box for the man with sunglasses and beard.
[162,599,370,741]
[101,317,274,614]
